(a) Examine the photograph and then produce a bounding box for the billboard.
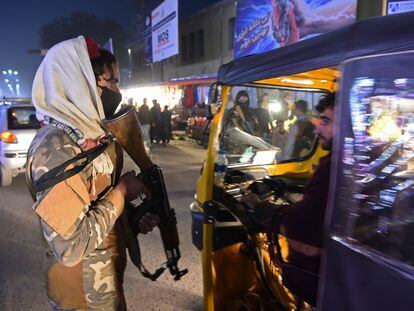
[151,0,179,63]
[234,0,357,59]
[386,0,414,14]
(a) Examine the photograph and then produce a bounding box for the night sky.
[0,0,221,98]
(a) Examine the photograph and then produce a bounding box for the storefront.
[121,75,216,134]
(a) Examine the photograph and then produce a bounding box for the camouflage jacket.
[27,124,127,310]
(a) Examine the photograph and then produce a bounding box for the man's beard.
[319,135,332,151]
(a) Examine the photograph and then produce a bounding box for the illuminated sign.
[386,0,414,14]
[234,0,357,59]
[151,0,179,62]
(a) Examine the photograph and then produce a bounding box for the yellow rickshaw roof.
[254,68,339,91]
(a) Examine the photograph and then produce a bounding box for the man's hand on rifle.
[116,171,151,202]
[116,171,159,234]
[138,213,159,234]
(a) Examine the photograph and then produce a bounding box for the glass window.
[337,77,414,267]
[197,29,204,59]
[189,33,196,61]
[228,17,235,50]
[219,86,325,165]
[181,35,188,61]
[7,106,40,130]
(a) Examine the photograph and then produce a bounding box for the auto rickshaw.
[190,11,414,310]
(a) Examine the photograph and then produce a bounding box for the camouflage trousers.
[49,297,126,311]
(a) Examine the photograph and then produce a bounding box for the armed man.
[26,37,160,310]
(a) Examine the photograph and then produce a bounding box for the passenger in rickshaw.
[242,92,335,305]
[223,90,257,135]
[222,90,273,155]
[284,99,315,159]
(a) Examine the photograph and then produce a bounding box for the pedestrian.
[150,99,162,144]
[138,98,152,148]
[26,36,158,310]
[161,105,172,146]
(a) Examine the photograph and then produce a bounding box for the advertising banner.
[151,0,179,63]
[386,0,414,14]
[234,0,357,59]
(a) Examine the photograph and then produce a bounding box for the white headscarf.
[32,36,114,181]
[32,35,106,140]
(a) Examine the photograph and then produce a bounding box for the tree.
[38,12,127,64]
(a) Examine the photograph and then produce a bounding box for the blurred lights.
[4,79,9,83]
[268,101,282,113]
[8,70,12,74]
[368,114,402,141]
[13,71,18,75]
[2,71,6,75]
[281,77,314,85]
[0,131,18,144]
[121,86,183,109]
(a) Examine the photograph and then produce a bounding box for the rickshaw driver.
[242,92,335,304]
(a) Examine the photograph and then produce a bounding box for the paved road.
[0,140,207,310]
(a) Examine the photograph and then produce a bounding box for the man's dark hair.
[90,49,117,82]
[316,92,335,113]
[235,90,249,106]
[259,93,269,107]
[295,100,308,113]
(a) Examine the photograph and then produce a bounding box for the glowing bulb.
[268,102,282,113]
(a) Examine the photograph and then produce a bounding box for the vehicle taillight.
[0,131,18,144]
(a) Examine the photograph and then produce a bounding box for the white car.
[0,98,39,187]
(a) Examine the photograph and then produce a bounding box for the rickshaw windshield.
[219,86,325,165]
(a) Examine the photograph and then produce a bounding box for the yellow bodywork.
[197,68,337,310]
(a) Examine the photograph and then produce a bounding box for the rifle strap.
[34,141,109,193]
[121,212,166,281]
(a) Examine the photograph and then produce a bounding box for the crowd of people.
[137,98,172,148]
[223,90,315,160]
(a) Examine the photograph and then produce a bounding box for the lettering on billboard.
[151,0,178,62]
[387,0,414,14]
[234,0,357,59]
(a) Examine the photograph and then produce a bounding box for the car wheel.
[0,166,12,187]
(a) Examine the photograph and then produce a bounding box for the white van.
[0,98,39,186]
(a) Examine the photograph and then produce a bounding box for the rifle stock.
[103,107,187,281]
